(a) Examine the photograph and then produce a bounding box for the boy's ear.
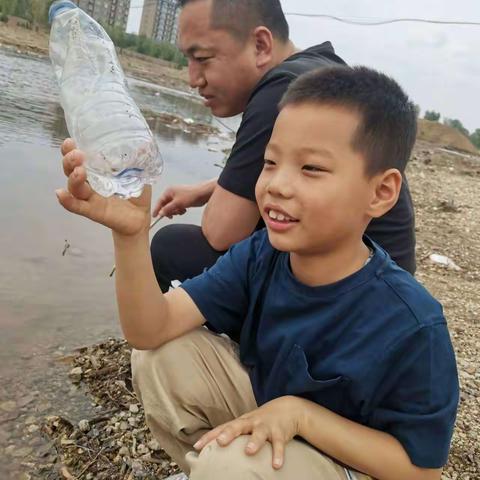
[253,27,274,68]
[367,169,403,219]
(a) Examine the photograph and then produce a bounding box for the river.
[0,47,233,477]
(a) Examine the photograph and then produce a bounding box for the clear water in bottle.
[48,0,163,198]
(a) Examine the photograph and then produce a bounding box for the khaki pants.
[131,328,372,479]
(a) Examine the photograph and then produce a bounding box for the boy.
[56,66,458,480]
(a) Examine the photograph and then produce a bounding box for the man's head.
[178,0,292,117]
[255,66,417,256]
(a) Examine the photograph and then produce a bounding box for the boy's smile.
[264,204,299,232]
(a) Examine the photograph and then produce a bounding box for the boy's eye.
[264,159,276,167]
[195,56,212,63]
[302,164,326,173]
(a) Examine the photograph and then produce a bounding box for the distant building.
[75,0,131,32]
[139,0,180,45]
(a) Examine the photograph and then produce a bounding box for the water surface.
[0,47,233,476]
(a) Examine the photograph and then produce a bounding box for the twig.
[109,215,164,277]
[77,447,105,479]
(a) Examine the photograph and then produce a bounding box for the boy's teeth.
[277,214,285,221]
[269,210,278,220]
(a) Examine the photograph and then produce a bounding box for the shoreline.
[0,23,192,93]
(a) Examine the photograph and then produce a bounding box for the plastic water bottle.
[48,0,162,198]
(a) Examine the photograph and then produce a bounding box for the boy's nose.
[267,172,294,198]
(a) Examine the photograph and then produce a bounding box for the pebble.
[119,421,129,431]
[24,415,37,425]
[12,446,33,458]
[119,446,130,456]
[69,367,83,383]
[147,439,161,451]
[136,444,149,455]
[27,424,39,434]
[129,404,140,414]
[0,400,17,412]
[78,419,90,433]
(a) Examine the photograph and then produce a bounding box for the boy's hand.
[193,396,303,470]
[56,138,151,236]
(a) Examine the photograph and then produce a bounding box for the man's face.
[178,0,262,117]
[255,103,376,256]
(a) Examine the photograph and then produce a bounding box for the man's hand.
[152,180,216,218]
[193,396,303,470]
[55,138,151,236]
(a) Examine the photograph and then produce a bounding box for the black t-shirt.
[218,42,416,274]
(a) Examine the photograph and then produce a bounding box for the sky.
[126,0,480,132]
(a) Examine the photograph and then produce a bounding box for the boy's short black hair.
[178,0,289,43]
[280,66,417,175]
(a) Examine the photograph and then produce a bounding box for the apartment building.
[139,0,180,45]
[75,0,131,31]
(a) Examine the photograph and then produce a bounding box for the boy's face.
[255,103,377,255]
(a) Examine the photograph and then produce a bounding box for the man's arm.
[297,397,442,480]
[202,184,261,251]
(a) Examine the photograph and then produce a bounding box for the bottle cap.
[49,0,77,24]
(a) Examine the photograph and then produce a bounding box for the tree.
[470,129,480,150]
[424,110,441,122]
[443,118,470,138]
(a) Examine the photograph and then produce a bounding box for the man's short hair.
[178,0,289,43]
[280,66,418,176]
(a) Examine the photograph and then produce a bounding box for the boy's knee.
[189,436,275,479]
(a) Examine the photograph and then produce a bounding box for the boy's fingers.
[67,166,93,201]
[63,148,85,176]
[245,429,268,455]
[271,439,285,469]
[61,138,76,156]
[194,426,224,450]
[55,188,92,218]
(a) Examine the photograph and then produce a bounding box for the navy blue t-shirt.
[181,230,459,469]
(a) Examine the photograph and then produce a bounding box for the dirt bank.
[0,23,191,92]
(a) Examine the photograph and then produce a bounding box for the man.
[151,0,416,292]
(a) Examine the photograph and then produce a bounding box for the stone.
[0,400,16,412]
[69,367,83,383]
[129,404,139,414]
[27,424,39,434]
[24,415,36,425]
[119,446,130,456]
[12,446,33,458]
[147,439,161,451]
[78,419,90,433]
[136,444,149,455]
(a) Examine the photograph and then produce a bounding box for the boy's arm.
[297,397,442,480]
[57,141,206,350]
[113,231,205,350]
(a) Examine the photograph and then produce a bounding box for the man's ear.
[367,168,403,219]
[253,27,273,68]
